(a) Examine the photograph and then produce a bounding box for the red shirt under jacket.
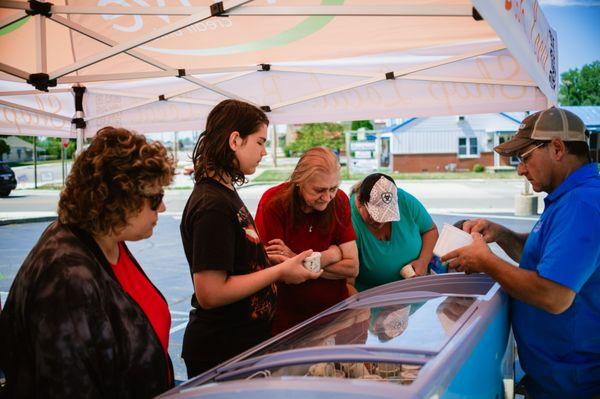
[110,243,171,354]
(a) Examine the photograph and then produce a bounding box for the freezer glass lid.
[254,296,475,356]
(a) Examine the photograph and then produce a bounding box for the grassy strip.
[253,169,520,182]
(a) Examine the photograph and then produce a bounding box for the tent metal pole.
[0,99,72,121]
[0,88,72,97]
[0,1,29,10]
[393,44,506,78]
[58,70,180,83]
[0,63,29,81]
[76,125,84,155]
[269,44,507,111]
[271,66,376,78]
[167,98,216,106]
[271,76,381,111]
[402,75,536,87]
[73,86,86,156]
[55,67,255,84]
[45,4,473,17]
[50,14,256,103]
[50,5,207,15]
[182,75,255,105]
[34,15,47,73]
[48,0,254,80]
[85,98,158,122]
[86,89,158,100]
[0,11,27,30]
[86,88,217,106]
[227,5,473,17]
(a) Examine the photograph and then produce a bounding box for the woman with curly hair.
[0,127,175,398]
[180,99,321,378]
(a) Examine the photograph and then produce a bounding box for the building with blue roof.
[381,107,599,173]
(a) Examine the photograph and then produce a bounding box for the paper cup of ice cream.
[303,252,321,272]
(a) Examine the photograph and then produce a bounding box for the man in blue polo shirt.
[442,107,600,398]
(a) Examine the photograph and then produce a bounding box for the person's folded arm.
[320,241,359,280]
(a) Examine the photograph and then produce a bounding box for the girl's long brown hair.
[192,99,269,186]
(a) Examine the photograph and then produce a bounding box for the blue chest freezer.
[160,273,513,399]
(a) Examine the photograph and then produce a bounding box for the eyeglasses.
[143,191,164,211]
[516,142,546,164]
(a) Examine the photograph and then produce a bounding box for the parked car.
[159,273,513,399]
[0,162,17,197]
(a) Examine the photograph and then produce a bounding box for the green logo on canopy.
[143,0,344,56]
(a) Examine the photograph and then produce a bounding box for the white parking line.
[170,322,189,334]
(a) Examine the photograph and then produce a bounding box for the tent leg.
[73,85,86,156]
[76,127,84,156]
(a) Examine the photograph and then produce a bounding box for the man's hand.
[265,238,296,258]
[462,218,505,243]
[441,233,494,274]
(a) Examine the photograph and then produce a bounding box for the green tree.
[44,138,63,160]
[66,140,76,158]
[558,61,600,106]
[351,120,374,130]
[0,138,10,161]
[286,123,345,155]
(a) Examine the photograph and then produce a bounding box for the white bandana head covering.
[365,176,400,223]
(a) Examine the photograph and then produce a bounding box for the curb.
[0,216,57,226]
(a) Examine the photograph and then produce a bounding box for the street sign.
[354,150,372,159]
[62,138,69,148]
[350,141,376,151]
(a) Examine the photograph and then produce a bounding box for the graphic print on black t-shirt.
[180,178,277,362]
[236,205,276,320]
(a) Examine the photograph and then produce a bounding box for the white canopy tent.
[0,0,558,149]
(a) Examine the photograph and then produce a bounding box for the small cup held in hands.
[303,252,321,272]
[400,264,416,279]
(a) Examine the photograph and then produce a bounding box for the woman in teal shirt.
[350,173,439,292]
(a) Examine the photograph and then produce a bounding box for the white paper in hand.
[433,223,473,257]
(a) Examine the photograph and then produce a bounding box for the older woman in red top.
[255,147,359,334]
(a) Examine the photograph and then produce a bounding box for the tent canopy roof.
[0,0,558,138]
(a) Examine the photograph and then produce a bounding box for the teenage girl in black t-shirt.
[180,99,322,378]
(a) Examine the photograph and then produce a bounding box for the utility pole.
[33,136,38,189]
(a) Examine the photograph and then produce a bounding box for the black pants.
[184,359,220,379]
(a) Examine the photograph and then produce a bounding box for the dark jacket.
[0,222,173,398]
